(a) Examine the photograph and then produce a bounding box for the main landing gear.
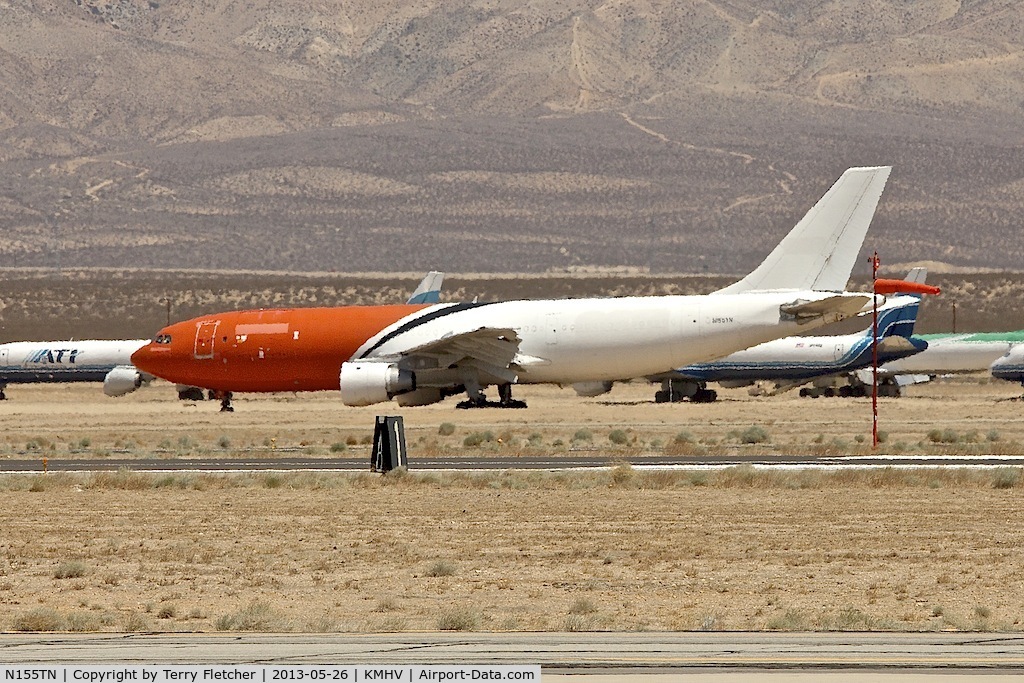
[456,382,528,409]
[654,379,718,403]
[177,387,205,401]
[212,390,234,412]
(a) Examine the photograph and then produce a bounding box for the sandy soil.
[0,378,1022,633]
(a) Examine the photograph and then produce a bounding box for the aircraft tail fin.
[865,268,928,340]
[407,271,445,304]
[713,166,892,295]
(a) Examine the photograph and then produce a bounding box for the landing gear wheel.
[655,390,671,403]
[691,388,718,403]
[178,387,205,401]
[0,389,6,400]
[215,391,234,412]
[497,383,527,409]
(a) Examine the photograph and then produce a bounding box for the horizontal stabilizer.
[715,166,891,294]
[876,336,921,354]
[780,294,872,325]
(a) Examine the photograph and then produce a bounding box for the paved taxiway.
[2,454,1023,472]
[2,633,1023,681]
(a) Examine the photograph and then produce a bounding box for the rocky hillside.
[0,1,1022,273]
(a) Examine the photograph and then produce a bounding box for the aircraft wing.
[389,327,521,385]
[853,369,932,386]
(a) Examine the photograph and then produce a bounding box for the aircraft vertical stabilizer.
[713,166,892,295]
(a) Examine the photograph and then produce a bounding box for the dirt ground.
[0,378,1022,633]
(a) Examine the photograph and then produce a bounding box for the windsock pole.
[871,252,879,449]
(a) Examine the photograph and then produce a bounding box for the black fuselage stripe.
[358,301,497,358]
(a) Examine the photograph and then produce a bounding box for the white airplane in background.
[877,330,1024,387]
[132,167,894,410]
[0,339,152,400]
[991,344,1024,386]
[0,271,446,401]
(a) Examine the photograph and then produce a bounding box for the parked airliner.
[132,167,892,410]
[0,339,151,399]
[991,344,1024,386]
[880,331,1024,382]
[0,271,445,401]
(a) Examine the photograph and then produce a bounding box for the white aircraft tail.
[713,166,892,295]
[406,271,445,304]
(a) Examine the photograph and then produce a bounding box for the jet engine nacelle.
[572,381,613,397]
[103,365,143,397]
[339,362,416,406]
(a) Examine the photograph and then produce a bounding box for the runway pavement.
[1,453,1023,472]
[2,632,1023,680]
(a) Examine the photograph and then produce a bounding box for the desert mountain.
[0,0,1022,273]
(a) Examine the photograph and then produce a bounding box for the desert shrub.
[54,561,88,579]
[329,442,347,453]
[372,597,401,613]
[436,606,478,631]
[217,435,231,449]
[610,462,634,486]
[463,431,494,447]
[987,429,1001,442]
[569,597,598,615]
[740,426,769,444]
[766,609,809,630]
[563,614,588,631]
[438,423,456,436]
[926,428,958,444]
[608,429,629,445]
[673,431,695,444]
[215,601,281,631]
[122,612,151,631]
[425,561,457,577]
[65,612,99,631]
[992,468,1020,489]
[572,429,593,442]
[13,608,63,632]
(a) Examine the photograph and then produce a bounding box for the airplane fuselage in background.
[881,332,1024,375]
[132,291,870,396]
[0,339,151,397]
[670,329,925,384]
[0,339,148,383]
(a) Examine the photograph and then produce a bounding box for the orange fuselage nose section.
[132,305,428,393]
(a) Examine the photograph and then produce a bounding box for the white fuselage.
[881,335,1013,375]
[0,339,149,385]
[991,345,1024,383]
[355,292,866,384]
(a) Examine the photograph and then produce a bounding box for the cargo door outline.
[194,321,219,360]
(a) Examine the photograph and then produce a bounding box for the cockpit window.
[154,334,172,344]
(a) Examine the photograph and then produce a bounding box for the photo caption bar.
[0,667,540,683]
